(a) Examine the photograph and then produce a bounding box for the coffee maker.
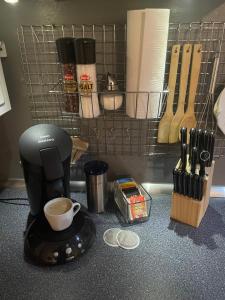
[19,124,95,265]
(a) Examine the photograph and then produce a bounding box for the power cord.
[0,198,29,206]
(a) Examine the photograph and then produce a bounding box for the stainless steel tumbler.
[84,160,108,213]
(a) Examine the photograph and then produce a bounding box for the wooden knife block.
[170,161,215,228]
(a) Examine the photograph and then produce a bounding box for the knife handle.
[181,143,187,172]
[180,127,187,145]
[193,174,199,199]
[188,173,194,197]
[209,131,215,166]
[177,169,183,194]
[189,128,197,161]
[173,168,178,192]
[191,147,198,174]
[197,129,204,162]
[198,176,204,201]
[205,132,211,167]
[199,157,206,177]
[206,131,211,151]
[183,172,189,196]
[203,129,208,149]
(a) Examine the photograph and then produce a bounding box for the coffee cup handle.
[72,202,81,217]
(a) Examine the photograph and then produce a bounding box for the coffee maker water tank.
[19,124,72,216]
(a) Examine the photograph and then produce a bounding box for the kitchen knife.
[197,129,204,162]
[198,176,204,201]
[208,131,215,166]
[180,127,187,145]
[191,147,198,174]
[193,174,199,199]
[188,173,194,198]
[206,131,211,154]
[183,172,189,196]
[196,128,202,148]
[199,158,205,177]
[181,143,187,171]
[189,128,197,161]
[203,129,208,150]
[173,168,178,193]
[177,169,183,194]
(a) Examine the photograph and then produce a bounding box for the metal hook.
[61,25,65,38]
[92,24,95,39]
[176,23,181,43]
[199,22,203,43]
[108,128,115,139]
[126,128,131,139]
[188,22,192,42]
[93,128,100,139]
[31,26,40,43]
[72,24,75,38]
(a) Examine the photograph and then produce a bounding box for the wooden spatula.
[179,44,202,142]
[157,44,180,143]
[169,44,192,143]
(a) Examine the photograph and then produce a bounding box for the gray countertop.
[1,188,225,300]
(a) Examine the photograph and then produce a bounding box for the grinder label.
[79,73,93,96]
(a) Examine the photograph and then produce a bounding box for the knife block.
[170,161,215,228]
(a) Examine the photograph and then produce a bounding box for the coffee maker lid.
[19,124,72,166]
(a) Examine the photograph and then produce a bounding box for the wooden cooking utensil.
[169,44,192,143]
[157,44,180,143]
[179,44,202,142]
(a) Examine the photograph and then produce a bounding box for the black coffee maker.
[19,124,95,265]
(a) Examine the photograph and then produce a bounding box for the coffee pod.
[116,230,140,250]
[103,228,121,247]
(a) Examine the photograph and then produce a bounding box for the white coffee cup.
[44,197,81,231]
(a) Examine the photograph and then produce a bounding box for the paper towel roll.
[126,9,145,118]
[126,9,170,119]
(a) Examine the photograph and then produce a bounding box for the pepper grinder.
[100,73,123,110]
[56,37,79,113]
[74,38,100,118]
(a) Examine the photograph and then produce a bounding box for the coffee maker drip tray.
[24,210,96,265]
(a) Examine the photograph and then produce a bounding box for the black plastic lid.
[56,37,76,64]
[84,160,108,176]
[74,38,96,64]
[19,124,72,166]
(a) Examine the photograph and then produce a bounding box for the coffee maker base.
[24,210,96,266]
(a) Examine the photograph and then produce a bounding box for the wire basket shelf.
[17,22,225,158]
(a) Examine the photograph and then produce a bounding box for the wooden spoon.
[169,44,192,143]
[179,44,202,143]
[157,44,180,143]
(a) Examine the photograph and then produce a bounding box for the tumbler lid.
[84,160,108,175]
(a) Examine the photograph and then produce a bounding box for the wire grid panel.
[18,23,225,157]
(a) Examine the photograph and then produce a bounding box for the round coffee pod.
[103,228,121,247]
[116,230,140,250]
